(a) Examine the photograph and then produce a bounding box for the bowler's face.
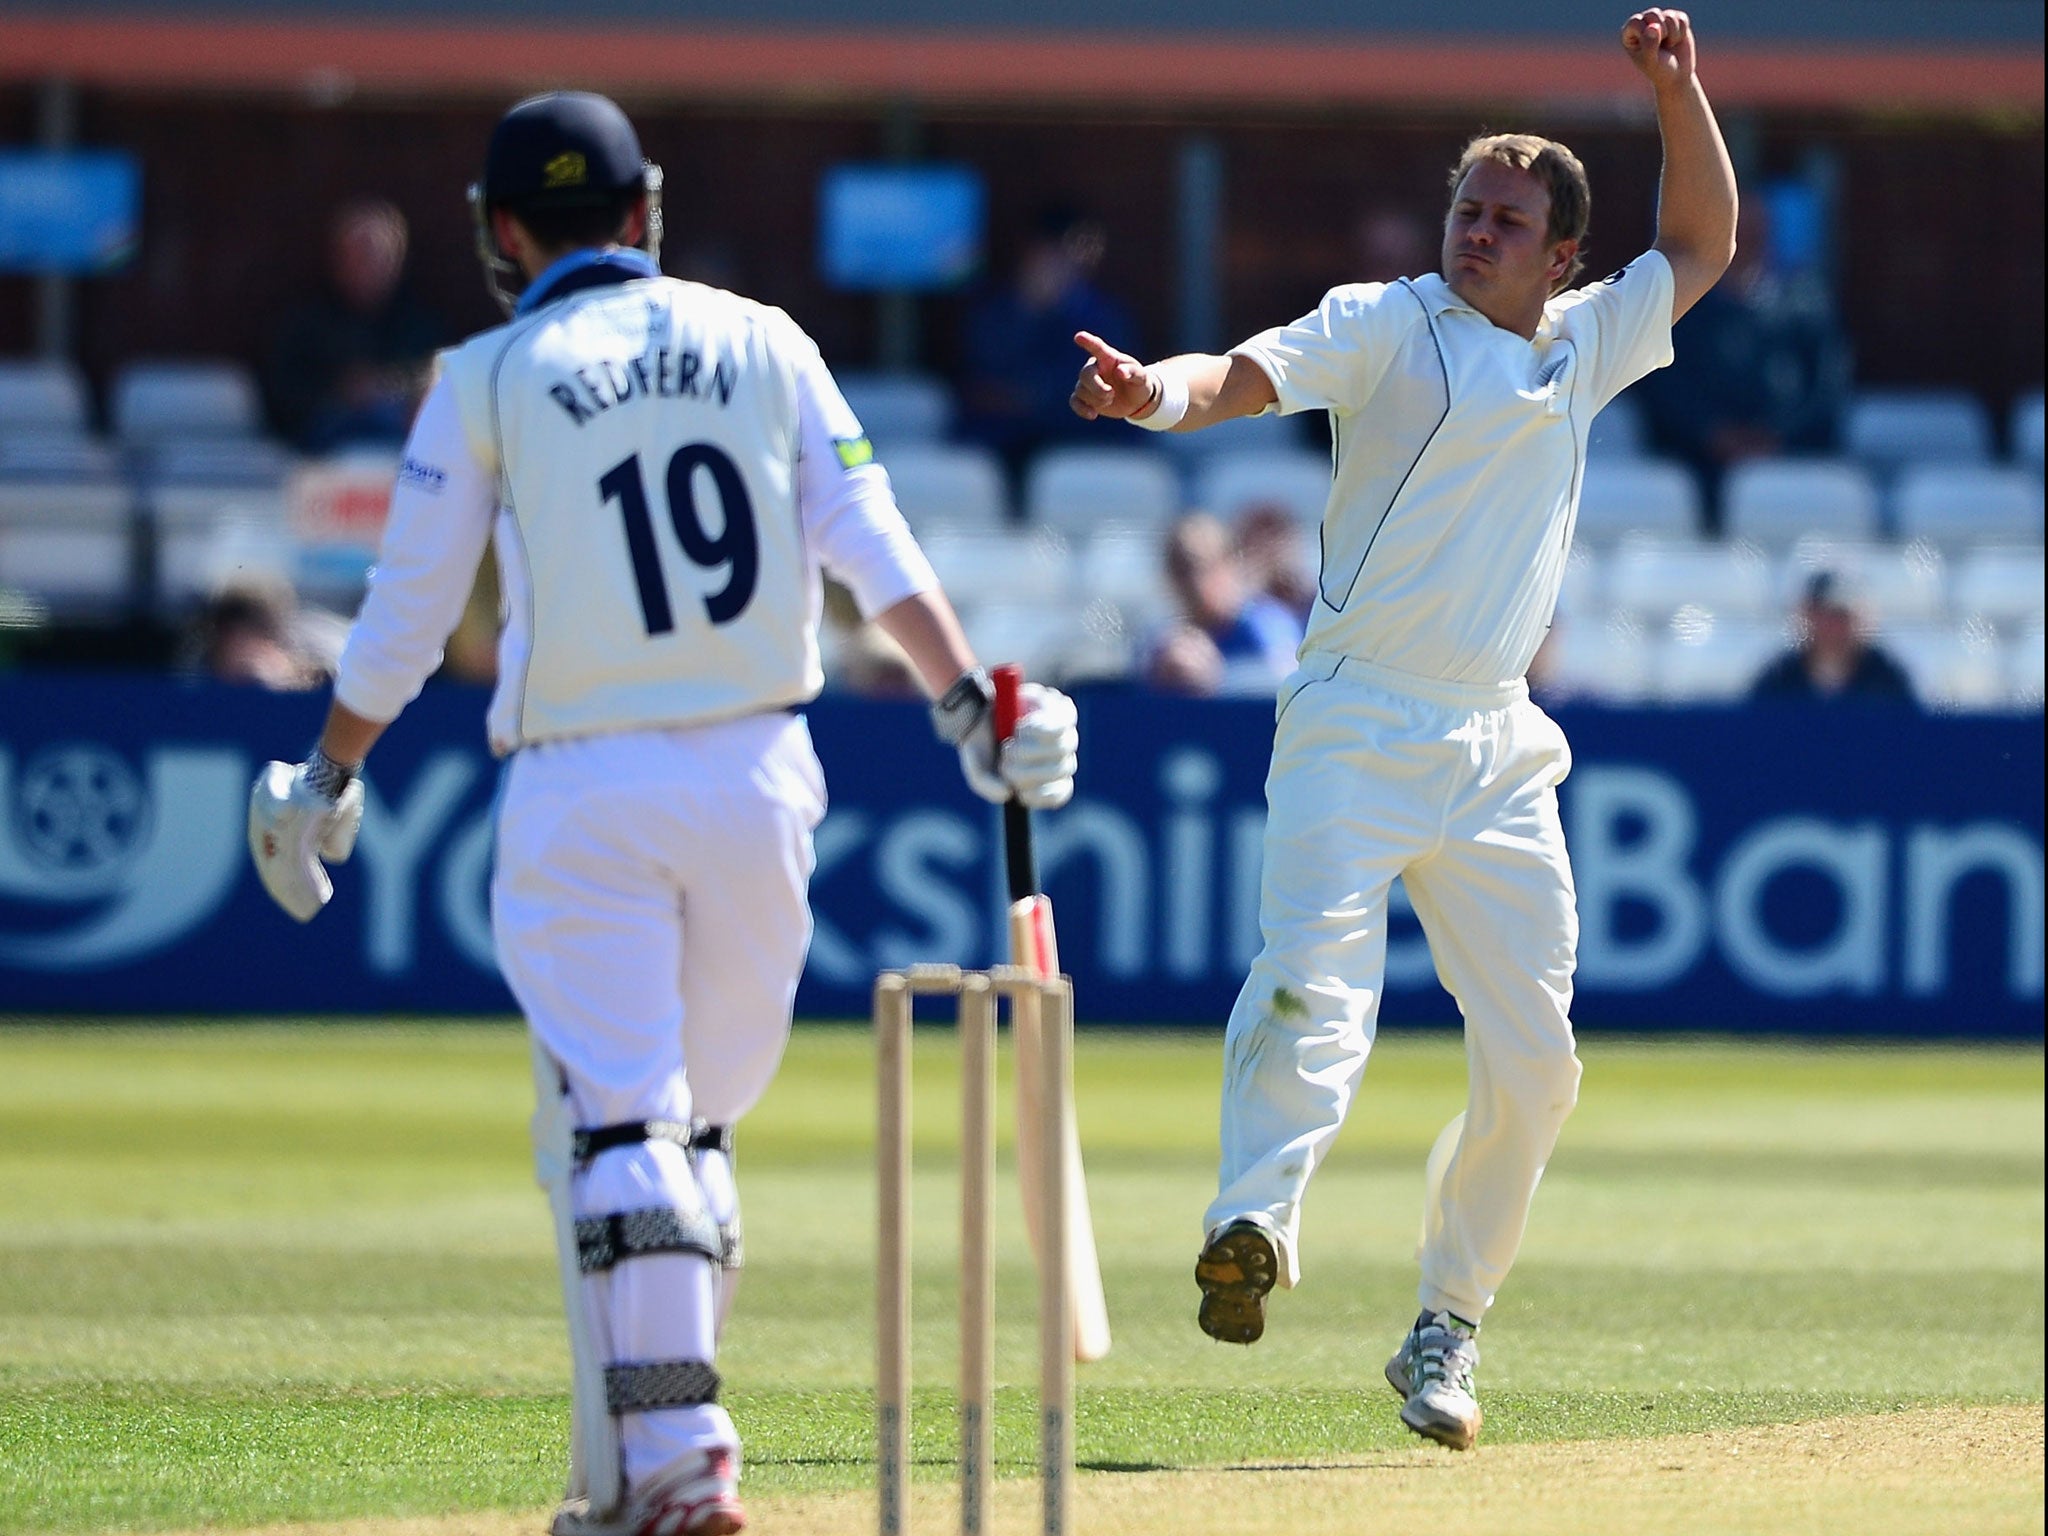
[1442,161,1571,319]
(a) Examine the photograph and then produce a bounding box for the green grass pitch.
[0,1021,2039,1530]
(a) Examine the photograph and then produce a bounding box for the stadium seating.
[2012,390,2044,471]
[1884,622,2008,708]
[1192,449,1333,528]
[1779,539,1949,625]
[919,527,1073,608]
[149,485,296,609]
[1890,463,2044,546]
[1653,618,1787,702]
[835,371,952,450]
[0,359,93,434]
[1077,526,1172,620]
[1842,387,1994,475]
[111,359,267,443]
[1948,546,2046,632]
[1606,538,1774,622]
[1573,458,1701,544]
[1585,390,1648,458]
[1023,445,1181,537]
[0,478,138,618]
[1721,458,1880,546]
[876,442,1009,533]
[1540,613,1654,703]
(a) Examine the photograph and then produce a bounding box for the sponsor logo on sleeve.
[1601,265,1631,285]
[398,457,448,494]
[833,435,875,470]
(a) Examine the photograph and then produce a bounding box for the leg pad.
[605,1359,722,1413]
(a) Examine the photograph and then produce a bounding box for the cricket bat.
[993,663,1113,1363]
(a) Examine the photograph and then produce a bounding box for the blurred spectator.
[1233,502,1318,626]
[1750,568,1915,704]
[266,199,448,453]
[186,579,338,691]
[1352,205,1433,285]
[1635,193,1850,514]
[957,205,1138,480]
[1144,512,1304,696]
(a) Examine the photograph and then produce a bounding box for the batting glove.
[995,682,1078,810]
[248,751,365,922]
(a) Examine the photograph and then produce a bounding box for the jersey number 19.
[599,443,757,634]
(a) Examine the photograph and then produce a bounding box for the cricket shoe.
[550,1449,746,1536]
[1194,1219,1277,1344]
[1384,1310,1482,1450]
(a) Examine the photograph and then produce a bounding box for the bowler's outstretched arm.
[1624,8,1738,321]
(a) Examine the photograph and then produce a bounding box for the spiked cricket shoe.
[550,1448,745,1536]
[1195,1220,1278,1344]
[1385,1311,1483,1450]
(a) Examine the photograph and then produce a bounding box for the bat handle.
[989,663,1038,901]
[992,662,1024,744]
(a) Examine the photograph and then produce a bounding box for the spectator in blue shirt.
[1751,568,1916,703]
[1145,512,1305,696]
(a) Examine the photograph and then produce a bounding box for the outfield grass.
[0,1022,2039,1532]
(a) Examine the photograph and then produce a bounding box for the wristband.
[302,748,361,800]
[1129,367,1188,432]
[930,666,995,747]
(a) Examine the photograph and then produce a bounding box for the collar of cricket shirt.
[517,247,661,316]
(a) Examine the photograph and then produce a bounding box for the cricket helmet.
[468,91,665,315]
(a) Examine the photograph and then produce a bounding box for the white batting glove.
[996,683,1079,810]
[248,752,365,922]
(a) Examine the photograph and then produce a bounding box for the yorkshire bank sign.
[0,677,2039,1036]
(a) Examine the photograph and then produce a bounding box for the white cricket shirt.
[334,271,938,753]
[1232,250,1675,688]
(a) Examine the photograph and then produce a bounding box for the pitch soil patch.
[164,1403,2042,1536]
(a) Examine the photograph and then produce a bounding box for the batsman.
[1072,9,1736,1450]
[245,91,1079,1536]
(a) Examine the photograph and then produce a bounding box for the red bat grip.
[988,663,1038,901]
[992,662,1023,744]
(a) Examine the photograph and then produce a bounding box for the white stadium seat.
[1721,458,1880,546]
[2006,625,2044,706]
[1539,613,1654,703]
[1948,547,2046,632]
[1023,445,1181,537]
[1585,390,1648,458]
[111,359,266,442]
[957,600,1081,678]
[1653,618,1787,703]
[2011,390,2044,471]
[877,442,1008,534]
[1076,526,1171,618]
[918,527,1073,608]
[1884,622,2007,709]
[143,435,297,489]
[835,371,952,449]
[1553,543,1604,623]
[0,358,92,433]
[148,484,295,607]
[1778,539,1949,626]
[1842,387,1993,473]
[1573,458,1701,544]
[1193,449,1332,528]
[1890,464,2043,546]
[1605,538,1774,622]
[0,430,122,481]
[0,478,137,616]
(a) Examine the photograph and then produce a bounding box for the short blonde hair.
[1448,133,1591,293]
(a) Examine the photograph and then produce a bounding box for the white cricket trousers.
[1205,652,1583,1324]
[494,713,826,1486]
